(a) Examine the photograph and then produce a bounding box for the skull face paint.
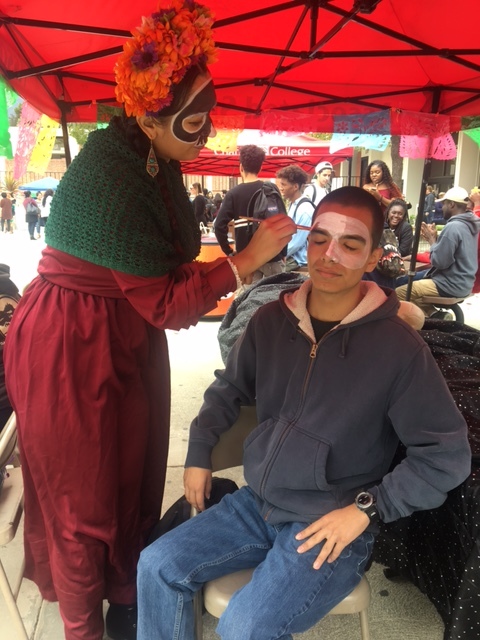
[170,77,216,148]
[310,212,372,270]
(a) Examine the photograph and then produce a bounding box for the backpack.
[247,182,287,254]
[146,477,239,545]
[246,182,287,226]
[245,182,288,258]
[303,183,330,206]
[304,183,317,205]
[26,201,40,216]
[376,228,405,278]
[290,197,315,223]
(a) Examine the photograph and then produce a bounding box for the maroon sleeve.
[111,260,236,331]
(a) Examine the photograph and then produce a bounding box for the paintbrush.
[238,216,311,231]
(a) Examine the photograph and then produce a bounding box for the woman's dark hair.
[365,160,396,188]
[191,183,202,194]
[42,189,54,207]
[385,198,408,222]
[313,186,384,249]
[24,190,31,197]
[112,62,208,161]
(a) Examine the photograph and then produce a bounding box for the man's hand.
[230,214,296,279]
[469,189,480,208]
[184,467,212,512]
[421,222,437,244]
[295,504,370,570]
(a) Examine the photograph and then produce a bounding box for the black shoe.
[106,603,137,640]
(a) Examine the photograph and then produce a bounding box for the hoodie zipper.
[260,328,336,520]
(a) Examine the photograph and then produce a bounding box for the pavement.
[0,227,479,639]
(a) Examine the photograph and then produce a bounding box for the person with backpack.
[215,144,287,284]
[303,161,333,207]
[277,164,316,272]
[22,190,41,240]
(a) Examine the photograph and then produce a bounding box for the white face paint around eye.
[170,76,216,147]
[310,212,372,270]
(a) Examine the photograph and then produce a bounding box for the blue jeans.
[137,487,374,640]
[28,220,37,238]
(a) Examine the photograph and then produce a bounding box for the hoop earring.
[146,140,159,177]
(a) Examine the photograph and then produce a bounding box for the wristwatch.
[354,491,380,523]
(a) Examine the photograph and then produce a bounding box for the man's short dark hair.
[276,164,308,188]
[1,192,7,198]
[313,186,384,249]
[239,145,265,175]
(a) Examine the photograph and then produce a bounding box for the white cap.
[439,187,469,204]
[315,161,333,174]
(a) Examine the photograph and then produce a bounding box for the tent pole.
[405,159,431,301]
[405,88,441,302]
[59,102,72,167]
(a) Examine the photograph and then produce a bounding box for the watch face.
[357,492,373,508]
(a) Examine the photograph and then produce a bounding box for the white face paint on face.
[310,211,372,270]
[170,76,216,148]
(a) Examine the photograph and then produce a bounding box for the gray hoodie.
[430,212,480,297]
[187,281,471,528]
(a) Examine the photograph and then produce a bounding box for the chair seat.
[204,568,370,619]
[418,296,465,305]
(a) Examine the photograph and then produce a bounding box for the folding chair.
[0,413,28,639]
[193,406,371,640]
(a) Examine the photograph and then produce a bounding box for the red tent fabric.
[182,130,352,176]
[1,0,479,129]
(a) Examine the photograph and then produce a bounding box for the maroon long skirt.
[4,250,172,639]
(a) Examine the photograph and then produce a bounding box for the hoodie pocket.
[244,421,333,494]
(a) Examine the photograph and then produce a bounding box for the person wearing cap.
[303,161,333,207]
[2,3,295,639]
[396,186,480,317]
[468,187,480,294]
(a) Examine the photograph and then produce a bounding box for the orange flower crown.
[115,0,217,117]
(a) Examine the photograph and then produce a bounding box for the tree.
[8,103,22,126]
[67,123,97,147]
[0,172,20,195]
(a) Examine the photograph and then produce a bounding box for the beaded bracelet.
[227,258,242,290]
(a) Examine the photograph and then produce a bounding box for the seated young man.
[137,187,471,640]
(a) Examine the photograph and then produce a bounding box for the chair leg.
[193,590,203,640]
[359,609,370,640]
[0,560,29,640]
[451,304,464,323]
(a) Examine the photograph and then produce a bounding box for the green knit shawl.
[45,123,201,276]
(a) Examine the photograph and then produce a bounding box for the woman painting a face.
[3,3,295,640]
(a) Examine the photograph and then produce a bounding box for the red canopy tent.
[182,130,353,176]
[1,0,479,132]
